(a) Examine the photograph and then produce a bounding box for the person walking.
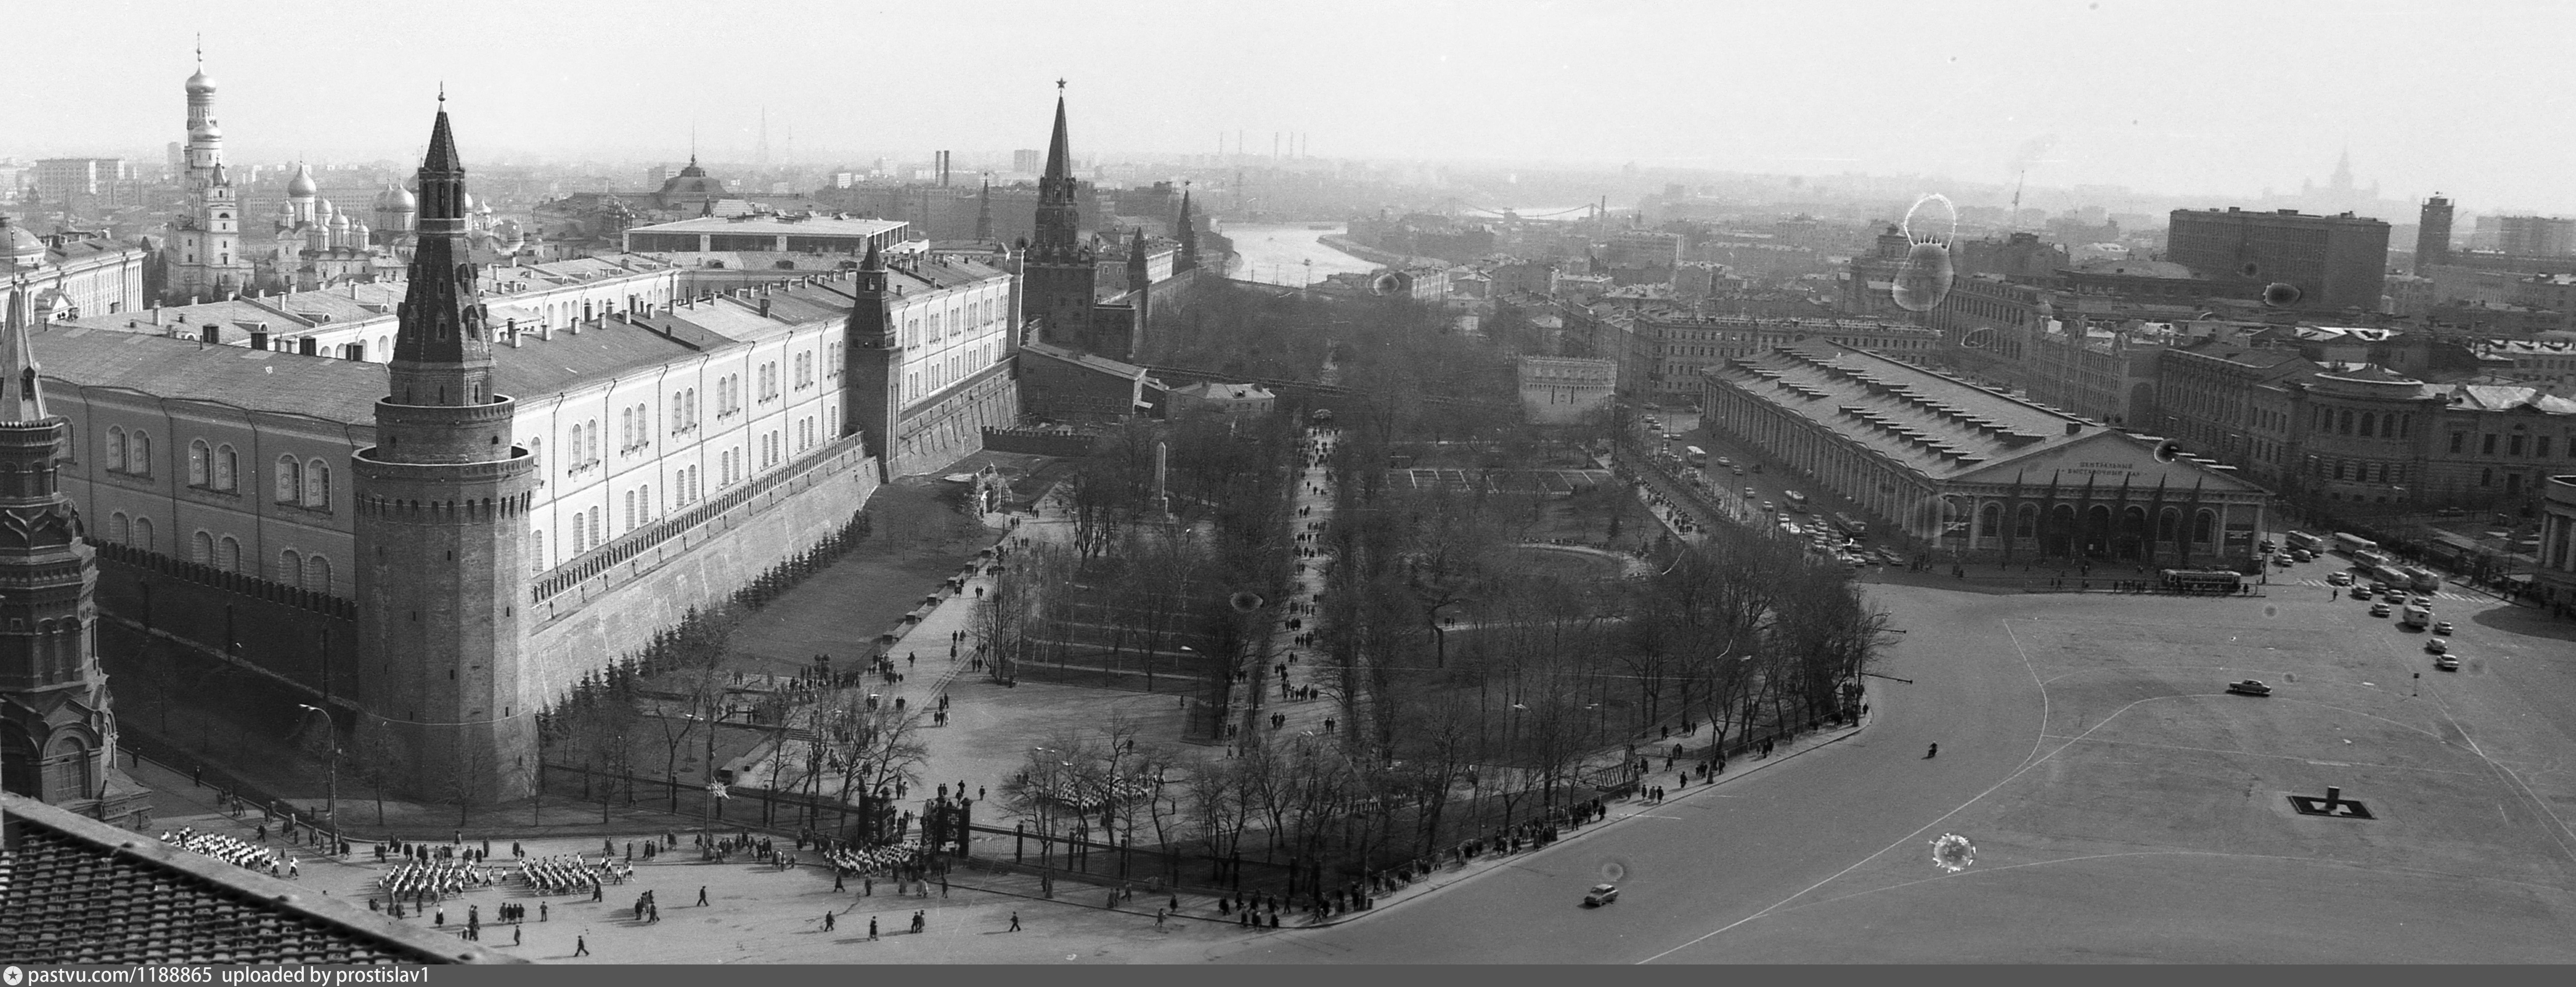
[697,886,709,906]
[1925,743,1939,759]
[573,935,589,957]
[824,911,836,932]
[1008,911,1021,932]
[868,916,879,940]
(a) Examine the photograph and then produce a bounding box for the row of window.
[2307,457,2409,485]
[100,428,336,509]
[2316,407,2414,439]
[903,299,1006,350]
[2449,430,2568,459]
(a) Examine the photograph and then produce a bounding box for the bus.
[1782,490,1810,513]
[2162,569,2244,594]
[2353,549,2394,573]
[1683,446,1708,468]
[2331,532,2379,557]
[1831,512,1870,539]
[2284,531,2326,554]
[2396,566,2441,594]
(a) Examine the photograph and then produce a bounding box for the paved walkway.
[1247,425,1345,744]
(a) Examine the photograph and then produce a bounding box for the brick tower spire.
[842,239,904,477]
[0,282,147,819]
[1175,187,1197,272]
[1024,82,1113,354]
[350,98,539,799]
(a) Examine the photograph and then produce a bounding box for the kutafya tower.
[350,97,539,798]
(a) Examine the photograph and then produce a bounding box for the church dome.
[374,183,416,212]
[317,198,336,218]
[185,69,217,94]
[461,192,478,213]
[286,164,318,198]
[189,122,222,140]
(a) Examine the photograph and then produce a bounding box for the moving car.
[1743,487,1757,499]
[2369,602,2392,618]
[2292,549,2314,562]
[1731,466,1745,476]
[2258,539,2276,554]
[2350,585,2373,599]
[1583,883,1620,907]
[2436,654,2461,672]
[2425,637,2449,654]
[2225,680,2273,696]
[1715,457,1733,467]
[2328,572,2353,586]
[2433,620,2455,636]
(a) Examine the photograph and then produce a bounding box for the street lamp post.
[294,703,338,830]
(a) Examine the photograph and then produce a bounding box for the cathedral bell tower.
[841,242,904,478]
[0,285,147,821]
[349,99,539,800]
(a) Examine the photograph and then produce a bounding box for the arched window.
[191,530,213,565]
[587,420,600,461]
[107,427,126,472]
[532,529,545,572]
[41,735,91,802]
[566,423,582,465]
[276,456,302,503]
[2359,412,2376,438]
[2193,510,2218,546]
[2339,410,2354,435]
[133,517,154,552]
[214,444,237,490]
[304,555,331,594]
[571,516,586,554]
[1978,502,2003,547]
[279,548,302,585]
[188,440,210,486]
[623,489,635,530]
[305,461,330,507]
[218,536,242,573]
[589,507,602,546]
[108,512,129,544]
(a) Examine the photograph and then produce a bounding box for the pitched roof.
[1,793,522,964]
[489,317,706,398]
[30,323,387,422]
[624,215,905,240]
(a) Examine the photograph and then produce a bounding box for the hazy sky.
[10,0,2573,212]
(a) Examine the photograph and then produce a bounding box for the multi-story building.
[2495,216,2576,258]
[1702,339,2271,565]
[2154,338,2323,472]
[34,101,1019,796]
[32,158,133,205]
[2165,207,2390,312]
[0,218,149,324]
[2472,338,2576,392]
[2022,320,2172,427]
[1517,356,1617,424]
[2415,196,2453,274]
[2538,475,2576,614]
[1587,306,1939,403]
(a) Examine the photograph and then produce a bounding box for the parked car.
[2350,585,2373,599]
[2226,680,2273,696]
[2425,637,2448,654]
[2436,654,2461,672]
[2370,602,2392,618]
[2292,549,2314,562]
[1583,883,1620,907]
[2433,620,2455,636]
[2257,539,2275,554]
[2328,572,2351,586]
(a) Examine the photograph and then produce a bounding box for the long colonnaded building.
[1705,339,2271,565]
[28,102,1017,795]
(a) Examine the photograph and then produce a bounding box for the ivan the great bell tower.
[350,99,539,798]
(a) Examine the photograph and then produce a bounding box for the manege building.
[1706,339,2271,566]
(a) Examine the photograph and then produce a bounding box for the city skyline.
[8,0,2576,213]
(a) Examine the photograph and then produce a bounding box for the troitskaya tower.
[1023,83,1116,354]
[0,284,147,821]
[350,100,539,799]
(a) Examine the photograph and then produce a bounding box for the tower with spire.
[0,279,148,821]
[974,177,995,244]
[348,97,540,798]
[164,45,255,303]
[1021,83,1130,356]
[840,241,905,474]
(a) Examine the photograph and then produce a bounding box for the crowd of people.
[160,827,286,876]
[376,857,496,902]
[513,853,624,895]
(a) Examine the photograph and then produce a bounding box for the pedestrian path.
[1247,425,1345,745]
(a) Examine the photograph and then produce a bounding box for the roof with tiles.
[0,793,521,964]
[1709,339,2202,483]
[30,323,388,422]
